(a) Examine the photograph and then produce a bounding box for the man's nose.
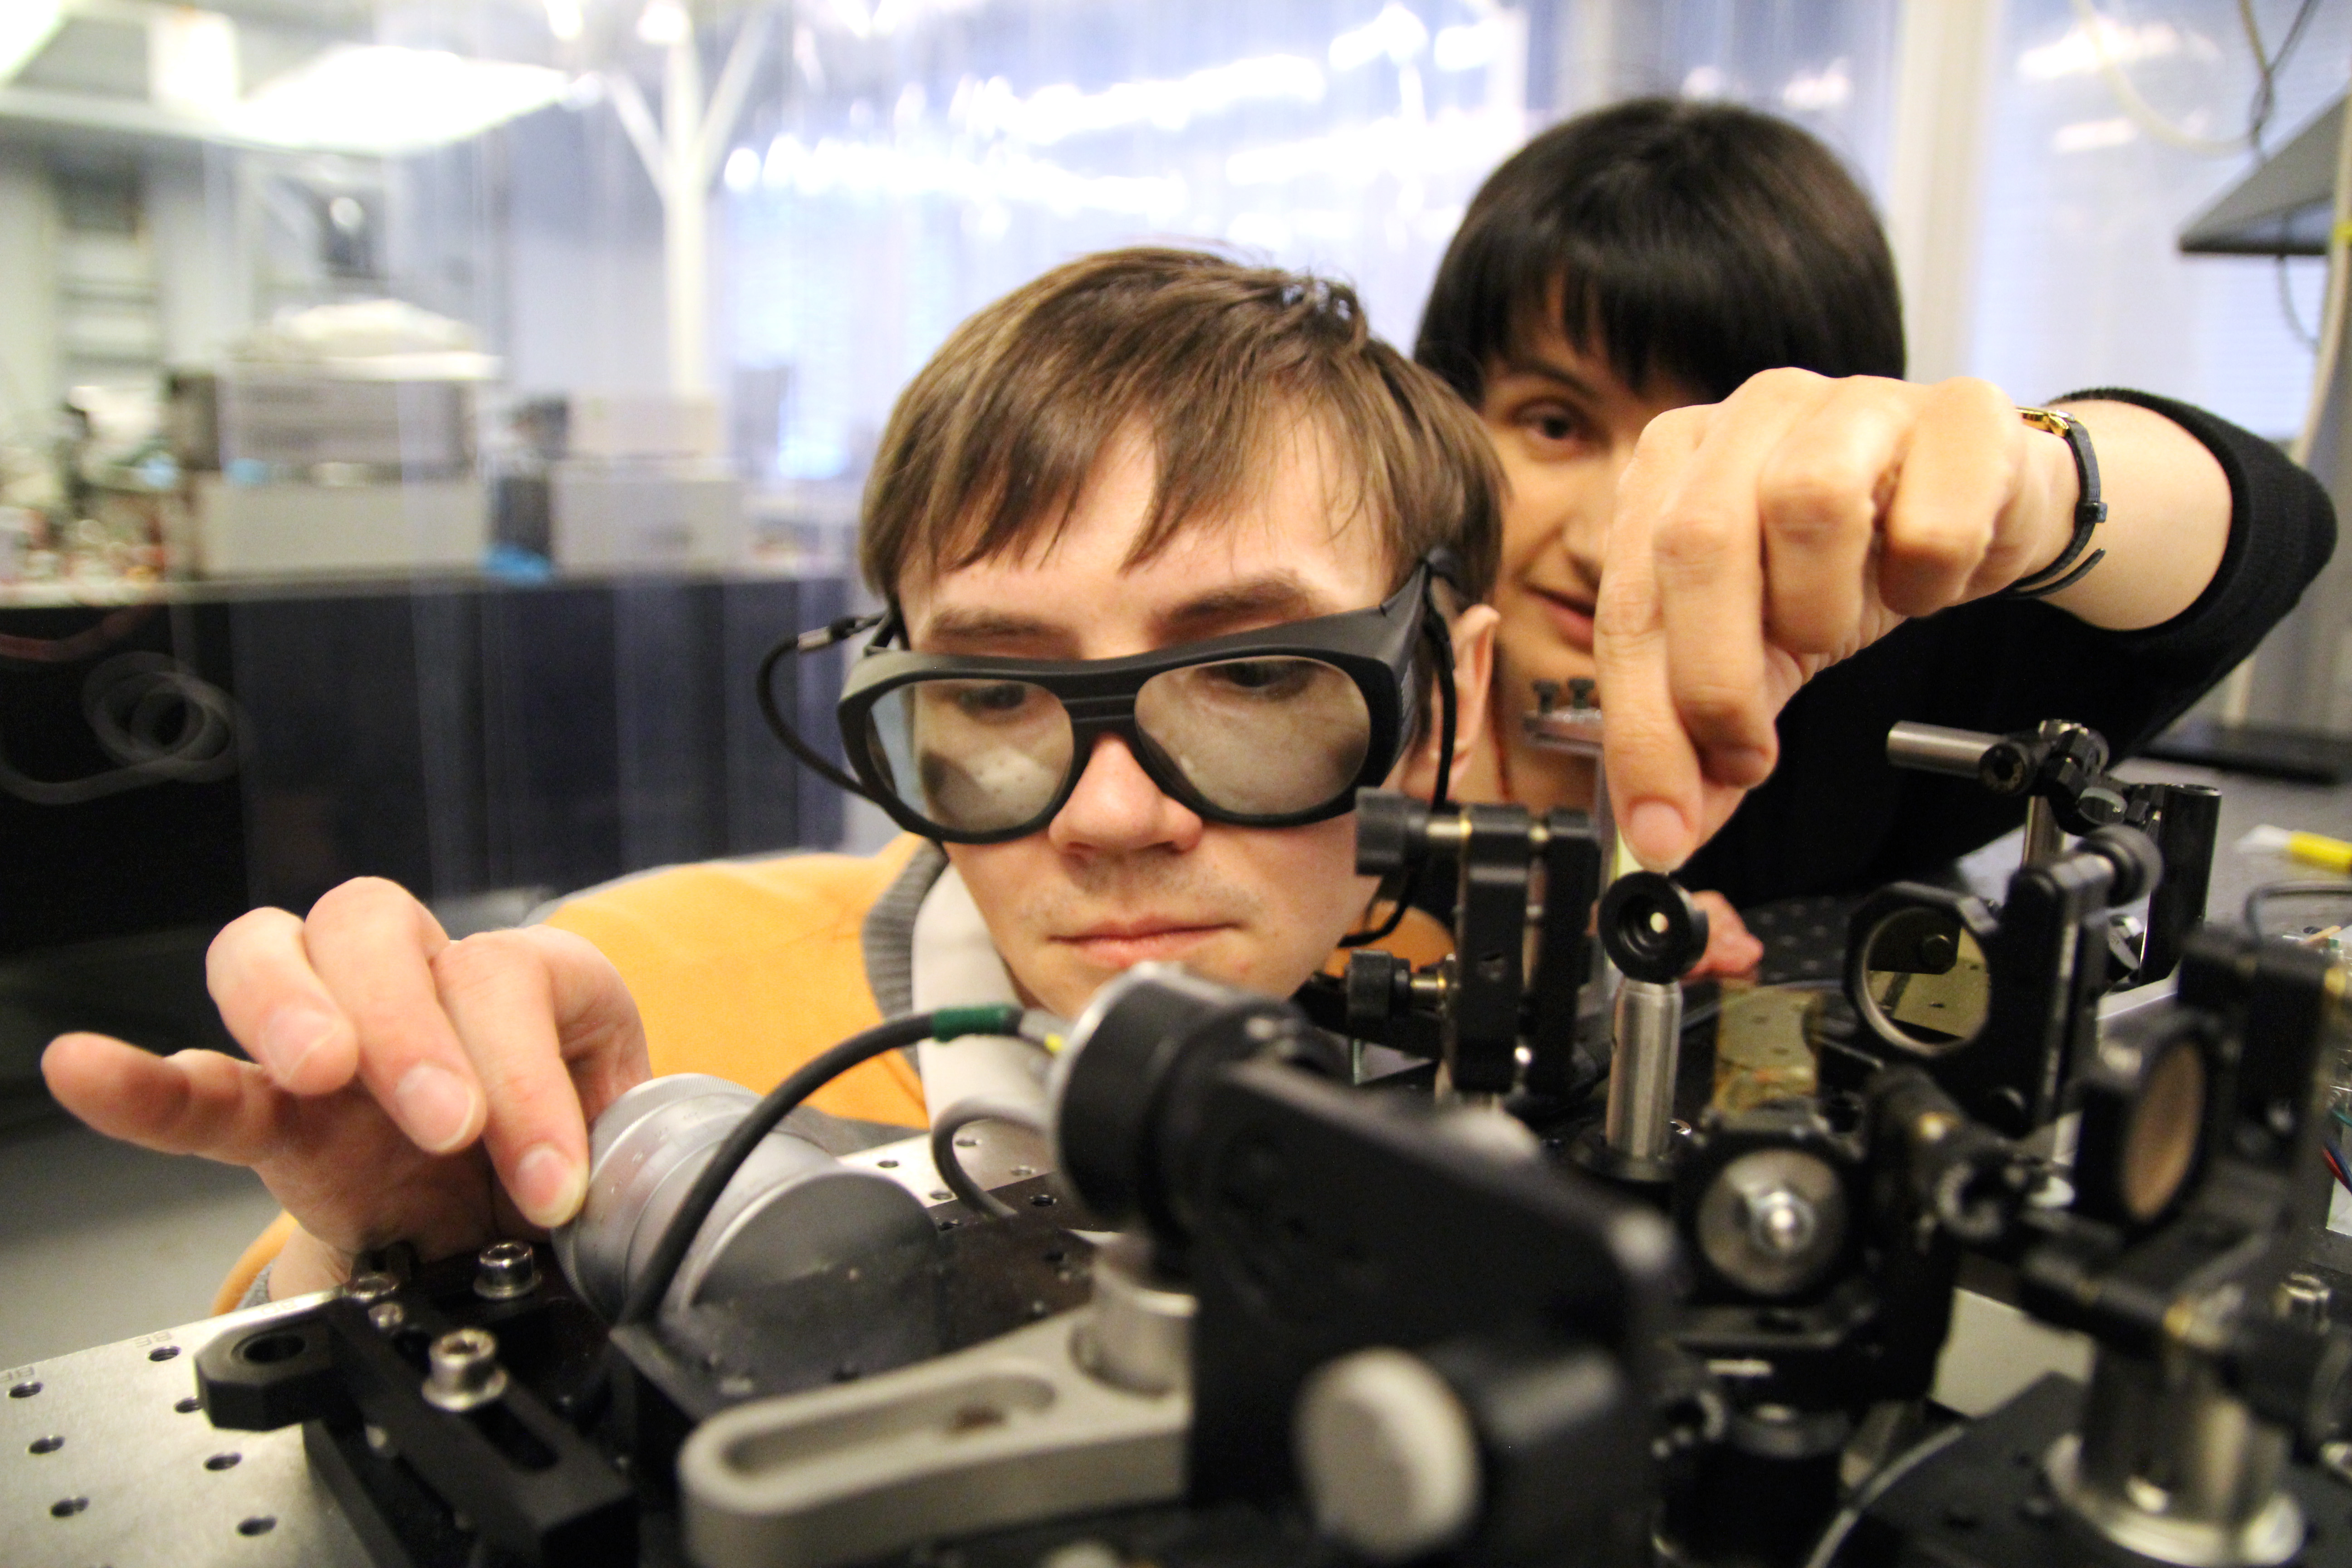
[1046,733,1204,855]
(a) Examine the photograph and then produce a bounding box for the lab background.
[0,0,2345,1362]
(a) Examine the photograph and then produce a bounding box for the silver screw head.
[421,1327,509,1412]
[2278,1271,2332,1329]
[474,1240,539,1301]
[368,1302,407,1334]
[1743,1187,1818,1259]
[345,1271,399,1303]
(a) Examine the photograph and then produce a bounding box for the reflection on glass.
[1861,907,1990,1049]
[1135,657,1370,815]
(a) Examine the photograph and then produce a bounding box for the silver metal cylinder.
[2023,795,2066,866]
[1075,1234,1195,1396]
[1603,979,1681,1163]
[1885,721,1999,779]
[552,1073,936,1321]
[2048,1348,2302,1567]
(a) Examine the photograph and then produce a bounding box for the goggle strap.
[798,612,886,654]
[759,633,883,808]
[1338,588,1458,949]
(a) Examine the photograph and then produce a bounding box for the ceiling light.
[235,45,573,156]
[150,9,240,114]
[637,0,690,46]
[545,0,584,43]
[1330,4,1428,72]
[0,0,64,86]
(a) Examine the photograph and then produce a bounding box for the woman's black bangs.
[1421,196,1771,407]
[1418,101,1906,408]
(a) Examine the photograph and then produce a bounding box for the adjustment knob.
[2081,824,2163,903]
[1344,949,1411,1031]
[1354,789,1432,878]
[1294,1348,1481,1563]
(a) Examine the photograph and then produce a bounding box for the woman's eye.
[1513,402,1592,452]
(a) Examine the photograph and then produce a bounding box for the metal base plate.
[1,1291,371,1568]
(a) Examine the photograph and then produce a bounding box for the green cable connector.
[931,1003,1027,1040]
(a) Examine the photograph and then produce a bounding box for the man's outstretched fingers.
[302,878,484,1157]
[206,906,359,1097]
[431,931,593,1229]
[42,1034,286,1165]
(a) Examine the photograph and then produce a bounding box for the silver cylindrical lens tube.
[2049,1347,2302,1567]
[553,1073,936,1320]
[1603,979,1682,1163]
[1885,721,1999,779]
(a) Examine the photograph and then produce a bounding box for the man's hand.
[1595,372,2228,871]
[41,878,651,1297]
[1688,891,1764,981]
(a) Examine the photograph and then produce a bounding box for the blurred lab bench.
[0,569,852,1093]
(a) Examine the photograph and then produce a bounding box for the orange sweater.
[212,837,1450,1311]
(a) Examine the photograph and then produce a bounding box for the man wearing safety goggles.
[40,249,1503,1302]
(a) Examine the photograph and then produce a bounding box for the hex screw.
[473,1240,539,1301]
[344,1271,399,1304]
[421,1328,508,1412]
[2279,1271,2332,1330]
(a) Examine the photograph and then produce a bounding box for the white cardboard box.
[549,459,743,571]
[191,474,487,577]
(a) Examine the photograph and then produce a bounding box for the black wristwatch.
[2002,407,2107,600]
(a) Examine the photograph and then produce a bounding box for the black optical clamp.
[1302,789,1608,1104]
[1886,717,2221,989]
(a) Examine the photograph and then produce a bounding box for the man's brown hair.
[859,247,1501,605]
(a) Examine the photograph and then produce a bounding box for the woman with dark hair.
[1419,97,2333,955]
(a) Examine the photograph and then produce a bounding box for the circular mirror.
[2118,1037,2205,1225]
[1856,906,1990,1052]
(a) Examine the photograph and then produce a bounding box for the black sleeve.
[1679,388,2336,909]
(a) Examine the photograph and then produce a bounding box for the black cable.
[615,1004,1022,1326]
[1342,609,1458,949]
[2243,0,2323,156]
[2244,878,2352,938]
[2242,0,2325,346]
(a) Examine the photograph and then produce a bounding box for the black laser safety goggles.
[758,554,1460,849]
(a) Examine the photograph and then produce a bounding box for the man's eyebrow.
[918,573,1343,652]
[1156,574,1336,637]
[921,607,1067,646]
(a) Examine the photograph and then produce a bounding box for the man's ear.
[1396,603,1497,801]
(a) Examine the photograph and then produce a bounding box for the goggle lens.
[867,678,1075,836]
[1133,657,1371,816]
[862,656,1372,836]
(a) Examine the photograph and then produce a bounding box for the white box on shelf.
[549,459,744,571]
[190,474,488,578]
[566,391,722,462]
